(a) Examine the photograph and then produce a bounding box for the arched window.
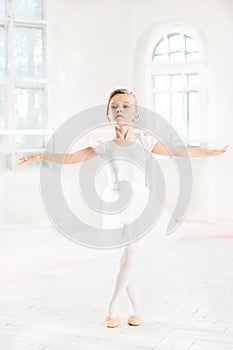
[147,27,205,146]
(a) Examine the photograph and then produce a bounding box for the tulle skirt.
[98,185,177,247]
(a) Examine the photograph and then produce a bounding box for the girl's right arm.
[18,146,98,166]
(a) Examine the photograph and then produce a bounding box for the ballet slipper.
[127,315,142,326]
[105,316,120,328]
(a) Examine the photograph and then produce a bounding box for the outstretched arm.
[18,146,98,166]
[151,142,229,158]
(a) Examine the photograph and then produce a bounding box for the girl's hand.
[18,153,42,166]
[207,144,229,156]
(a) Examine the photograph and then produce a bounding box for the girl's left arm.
[151,142,229,158]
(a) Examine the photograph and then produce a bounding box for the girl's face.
[107,94,139,124]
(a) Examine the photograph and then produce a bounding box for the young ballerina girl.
[18,88,229,328]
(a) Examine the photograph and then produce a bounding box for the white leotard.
[92,133,158,229]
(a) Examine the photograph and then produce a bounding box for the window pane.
[185,36,199,52]
[187,92,200,144]
[0,153,12,169]
[168,33,183,52]
[0,25,7,76]
[0,86,7,128]
[171,92,185,139]
[152,54,166,63]
[153,75,167,90]
[13,0,43,19]
[0,0,7,17]
[186,52,201,61]
[187,74,200,89]
[0,135,8,146]
[15,134,45,148]
[170,74,183,90]
[14,87,45,129]
[169,51,184,62]
[154,38,165,55]
[14,26,44,78]
[153,92,170,120]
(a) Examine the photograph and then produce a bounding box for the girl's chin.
[114,121,134,125]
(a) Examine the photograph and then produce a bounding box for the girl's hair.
[106,88,138,115]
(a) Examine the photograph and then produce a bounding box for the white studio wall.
[1,0,232,227]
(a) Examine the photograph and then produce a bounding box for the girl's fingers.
[18,155,39,165]
[218,145,229,153]
[213,145,229,156]
[18,157,28,165]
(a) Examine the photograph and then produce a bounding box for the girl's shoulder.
[90,138,109,156]
[90,133,158,155]
[137,132,158,152]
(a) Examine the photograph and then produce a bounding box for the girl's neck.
[113,124,135,141]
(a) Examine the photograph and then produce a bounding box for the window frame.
[0,0,49,171]
[145,24,207,147]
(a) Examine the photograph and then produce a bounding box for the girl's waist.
[107,181,147,190]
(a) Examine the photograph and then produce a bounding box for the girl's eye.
[110,104,130,109]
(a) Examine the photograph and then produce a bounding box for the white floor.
[1,222,233,350]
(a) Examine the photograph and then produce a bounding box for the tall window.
[149,30,205,146]
[0,0,47,170]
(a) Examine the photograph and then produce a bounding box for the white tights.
[108,243,141,318]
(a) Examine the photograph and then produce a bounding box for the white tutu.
[99,184,176,246]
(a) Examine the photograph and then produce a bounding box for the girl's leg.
[126,274,141,316]
[108,243,140,318]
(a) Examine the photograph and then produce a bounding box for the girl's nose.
[117,105,122,112]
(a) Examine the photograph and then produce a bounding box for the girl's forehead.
[110,94,136,104]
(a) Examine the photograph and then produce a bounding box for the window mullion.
[11,18,46,25]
